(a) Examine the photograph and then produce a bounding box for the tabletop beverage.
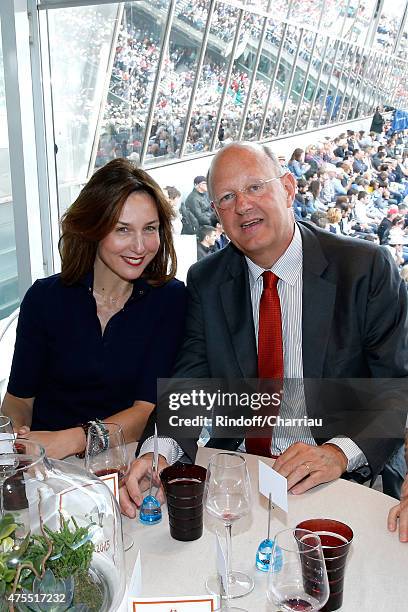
[85,422,133,550]
[94,466,128,484]
[161,463,207,542]
[203,453,253,610]
[267,528,329,612]
[296,519,353,612]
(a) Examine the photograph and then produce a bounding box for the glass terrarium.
[0,440,125,611]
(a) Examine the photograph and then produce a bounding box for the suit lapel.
[299,224,336,379]
[220,250,258,378]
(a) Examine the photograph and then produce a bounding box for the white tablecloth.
[120,447,408,611]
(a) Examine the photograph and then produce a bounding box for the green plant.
[0,513,95,612]
[23,516,94,581]
[14,569,90,611]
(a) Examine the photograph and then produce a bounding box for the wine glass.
[0,415,17,518]
[267,527,329,612]
[85,422,133,551]
[204,452,254,611]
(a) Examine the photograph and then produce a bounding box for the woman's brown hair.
[59,158,176,286]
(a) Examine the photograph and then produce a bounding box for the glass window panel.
[336,43,358,122]
[277,25,302,136]
[374,0,406,53]
[46,2,119,200]
[261,21,286,138]
[185,1,241,152]
[145,0,211,164]
[292,30,319,133]
[216,13,268,144]
[326,39,349,123]
[263,26,298,138]
[351,0,377,45]
[241,17,280,141]
[320,1,350,37]
[0,17,18,320]
[289,0,324,28]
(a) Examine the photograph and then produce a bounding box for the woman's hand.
[22,427,85,459]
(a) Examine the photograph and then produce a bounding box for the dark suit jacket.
[140,222,408,478]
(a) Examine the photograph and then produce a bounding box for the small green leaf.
[0,523,17,540]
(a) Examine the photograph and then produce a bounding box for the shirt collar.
[245,223,302,286]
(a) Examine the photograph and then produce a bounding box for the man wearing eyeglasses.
[121,142,408,516]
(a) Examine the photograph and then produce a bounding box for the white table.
[121,447,408,611]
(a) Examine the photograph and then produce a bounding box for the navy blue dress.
[7,272,187,431]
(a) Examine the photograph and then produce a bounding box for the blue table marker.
[256,492,274,571]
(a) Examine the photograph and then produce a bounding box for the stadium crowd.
[164,121,408,279]
[95,0,404,166]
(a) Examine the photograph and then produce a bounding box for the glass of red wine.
[267,527,329,612]
[204,452,253,611]
[85,422,133,550]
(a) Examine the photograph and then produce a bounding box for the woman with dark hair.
[2,159,187,459]
[288,148,310,179]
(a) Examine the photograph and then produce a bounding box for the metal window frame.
[337,41,357,121]
[259,21,288,140]
[393,0,408,56]
[344,0,361,43]
[352,47,373,119]
[179,0,217,157]
[238,2,270,141]
[344,44,364,120]
[359,50,377,116]
[88,4,123,174]
[209,4,245,151]
[305,34,329,130]
[317,38,341,127]
[1,0,45,302]
[138,0,177,165]
[371,52,388,111]
[328,39,351,125]
[276,26,304,136]
[292,30,318,133]
[368,50,388,114]
[27,0,60,276]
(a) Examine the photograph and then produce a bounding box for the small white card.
[128,550,142,598]
[216,532,227,593]
[99,471,119,503]
[258,460,288,512]
[129,596,214,611]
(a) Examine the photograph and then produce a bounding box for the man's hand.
[120,453,169,518]
[388,497,408,542]
[273,442,348,494]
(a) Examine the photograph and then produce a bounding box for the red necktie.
[245,271,283,457]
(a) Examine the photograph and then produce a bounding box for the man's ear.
[281,172,296,207]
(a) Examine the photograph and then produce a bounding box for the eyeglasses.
[212,176,284,210]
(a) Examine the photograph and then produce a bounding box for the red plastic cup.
[160,463,207,541]
[296,519,353,612]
